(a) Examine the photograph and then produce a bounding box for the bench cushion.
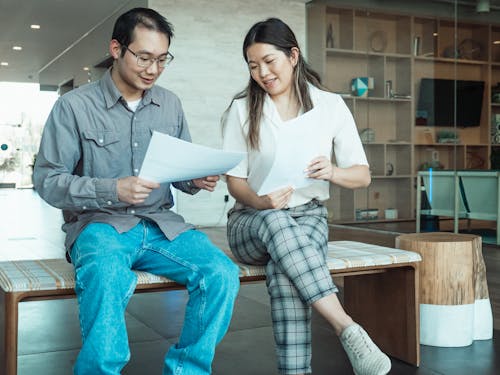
[0,241,421,293]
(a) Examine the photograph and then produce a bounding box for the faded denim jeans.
[69,220,240,375]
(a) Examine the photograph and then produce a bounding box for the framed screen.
[416,78,484,127]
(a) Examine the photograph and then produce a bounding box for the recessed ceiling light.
[30,24,41,29]
[12,46,22,51]
[1,62,9,66]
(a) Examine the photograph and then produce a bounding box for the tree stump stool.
[396,232,493,347]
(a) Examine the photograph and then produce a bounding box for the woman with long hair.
[222,18,391,375]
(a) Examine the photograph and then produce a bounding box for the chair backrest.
[418,171,467,217]
[458,171,500,220]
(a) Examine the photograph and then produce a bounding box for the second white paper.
[256,108,330,196]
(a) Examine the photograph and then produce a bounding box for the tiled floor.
[2,189,500,374]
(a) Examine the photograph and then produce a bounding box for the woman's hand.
[305,160,371,189]
[306,156,334,182]
[258,186,294,210]
[226,176,294,210]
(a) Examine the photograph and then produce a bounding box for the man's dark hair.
[112,8,174,57]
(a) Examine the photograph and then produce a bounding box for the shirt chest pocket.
[81,130,123,177]
[83,130,120,147]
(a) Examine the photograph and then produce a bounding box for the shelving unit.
[307,3,500,223]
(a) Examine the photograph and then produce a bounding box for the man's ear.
[109,39,122,59]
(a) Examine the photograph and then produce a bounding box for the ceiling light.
[30,24,40,29]
[12,46,22,51]
[1,62,9,66]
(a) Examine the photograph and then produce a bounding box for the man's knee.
[74,254,135,299]
[207,256,240,296]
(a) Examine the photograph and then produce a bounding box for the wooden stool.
[396,232,492,347]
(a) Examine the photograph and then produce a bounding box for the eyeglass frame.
[121,43,174,68]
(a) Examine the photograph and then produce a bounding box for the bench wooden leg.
[343,266,420,366]
[0,292,19,375]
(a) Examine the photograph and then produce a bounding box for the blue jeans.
[69,220,240,375]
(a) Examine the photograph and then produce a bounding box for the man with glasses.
[34,7,239,375]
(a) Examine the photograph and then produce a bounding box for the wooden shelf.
[415,56,489,65]
[307,3,498,223]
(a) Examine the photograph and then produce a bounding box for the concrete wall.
[150,0,307,226]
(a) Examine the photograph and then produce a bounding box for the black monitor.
[416,78,484,127]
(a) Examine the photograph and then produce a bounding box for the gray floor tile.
[123,339,172,375]
[127,288,273,340]
[18,348,78,375]
[228,294,272,332]
[19,299,164,355]
[237,282,271,306]
[127,291,188,339]
[18,339,172,375]
[213,326,279,375]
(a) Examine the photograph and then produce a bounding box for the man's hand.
[192,175,220,192]
[117,176,160,205]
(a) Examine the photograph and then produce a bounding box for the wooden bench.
[0,240,422,375]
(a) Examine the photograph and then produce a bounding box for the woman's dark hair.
[112,8,174,57]
[225,18,325,150]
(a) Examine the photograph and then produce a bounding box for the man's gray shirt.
[34,69,199,251]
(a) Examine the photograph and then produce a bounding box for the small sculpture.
[326,23,334,48]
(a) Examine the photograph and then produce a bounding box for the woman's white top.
[222,84,368,209]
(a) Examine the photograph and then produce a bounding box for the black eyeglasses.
[122,44,174,68]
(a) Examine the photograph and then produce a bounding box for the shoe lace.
[345,326,374,358]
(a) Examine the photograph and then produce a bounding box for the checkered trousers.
[227,200,338,375]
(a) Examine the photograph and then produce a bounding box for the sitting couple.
[34,7,390,375]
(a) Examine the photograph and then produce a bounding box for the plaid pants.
[227,200,338,374]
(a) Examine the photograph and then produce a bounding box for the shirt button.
[82,206,87,210]
[133,142,138,147]
[130,209,136,214]
[99,138,104,143]
[107,200,112,205]
[134,168,139,174]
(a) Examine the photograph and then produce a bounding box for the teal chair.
[458,171,500,245]
[416,171,468,233]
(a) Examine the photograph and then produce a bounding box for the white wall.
[150,0,306,226]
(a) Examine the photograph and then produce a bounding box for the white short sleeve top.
[222,84,368,208]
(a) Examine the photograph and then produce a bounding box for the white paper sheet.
[255,108,330,196]
[139,131,245,183]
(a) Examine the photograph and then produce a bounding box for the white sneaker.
[339,323,391,375]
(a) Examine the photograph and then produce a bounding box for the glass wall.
[0,83,58,187]
[307,0,500,242]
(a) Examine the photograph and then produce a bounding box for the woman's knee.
[261,210,292,228]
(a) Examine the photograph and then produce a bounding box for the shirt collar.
[100,69,161,109]
[262,83,318,124]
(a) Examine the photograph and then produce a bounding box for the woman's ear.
[109,39,122,59]
[290,47,300,67]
